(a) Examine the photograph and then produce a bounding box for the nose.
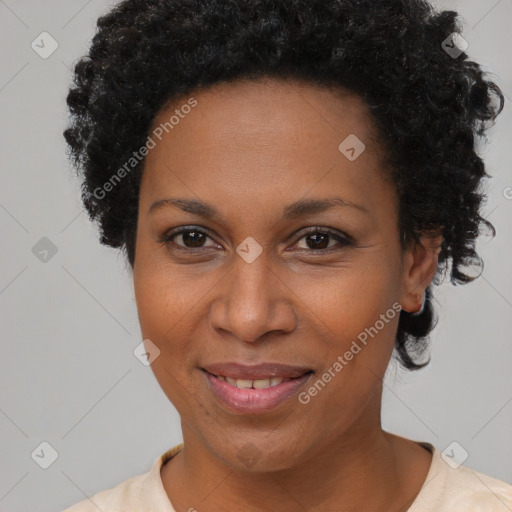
[209,251,297,343]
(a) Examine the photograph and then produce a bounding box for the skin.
[132,77,441,512]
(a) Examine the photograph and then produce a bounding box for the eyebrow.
[148,196,369,221]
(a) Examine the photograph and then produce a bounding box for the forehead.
[151,77,379,151]
[140,77,391,217]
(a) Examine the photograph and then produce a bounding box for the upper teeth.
[215,376,289,388]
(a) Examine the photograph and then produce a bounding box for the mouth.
[204,373,298,389]
[201,361,313,380]
[201,362,314,414]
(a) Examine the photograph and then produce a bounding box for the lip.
[201,362,313,380]
[202,368,313,414]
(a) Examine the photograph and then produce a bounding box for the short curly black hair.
[64,0,504,370]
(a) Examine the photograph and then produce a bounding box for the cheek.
[133,254,226,405]
[300,259,401,340]
[133,264,197,392]
[133,264,203,413]
[293,256,401,407]
[134,253,207,338]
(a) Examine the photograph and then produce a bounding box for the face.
[133,77,432,472]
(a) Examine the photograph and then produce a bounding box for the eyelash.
[158,225,354,255]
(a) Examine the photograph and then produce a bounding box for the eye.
[292,227,353,253]
[158,226,219,251]
[158,225,353,254]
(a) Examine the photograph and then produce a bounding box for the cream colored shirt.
[62,441,512,511]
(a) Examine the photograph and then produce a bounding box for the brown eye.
[159,226,353,254]
[294,228,353,253]
[159,227,219,250]
[175,229,207,248]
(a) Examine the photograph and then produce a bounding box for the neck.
[161,411,430,511]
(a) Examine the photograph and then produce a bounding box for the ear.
[400,234,442,313]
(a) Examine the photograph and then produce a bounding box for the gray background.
[0,1,511,511]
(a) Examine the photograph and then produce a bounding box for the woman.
[62,0,511,510]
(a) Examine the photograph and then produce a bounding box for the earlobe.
[408,292,424,314]
[400,235,442,313]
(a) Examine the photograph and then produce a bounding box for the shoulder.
[60,443,183,512]
[435,463,512,511]
[409,443,512,512]
[60,472,147,512]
